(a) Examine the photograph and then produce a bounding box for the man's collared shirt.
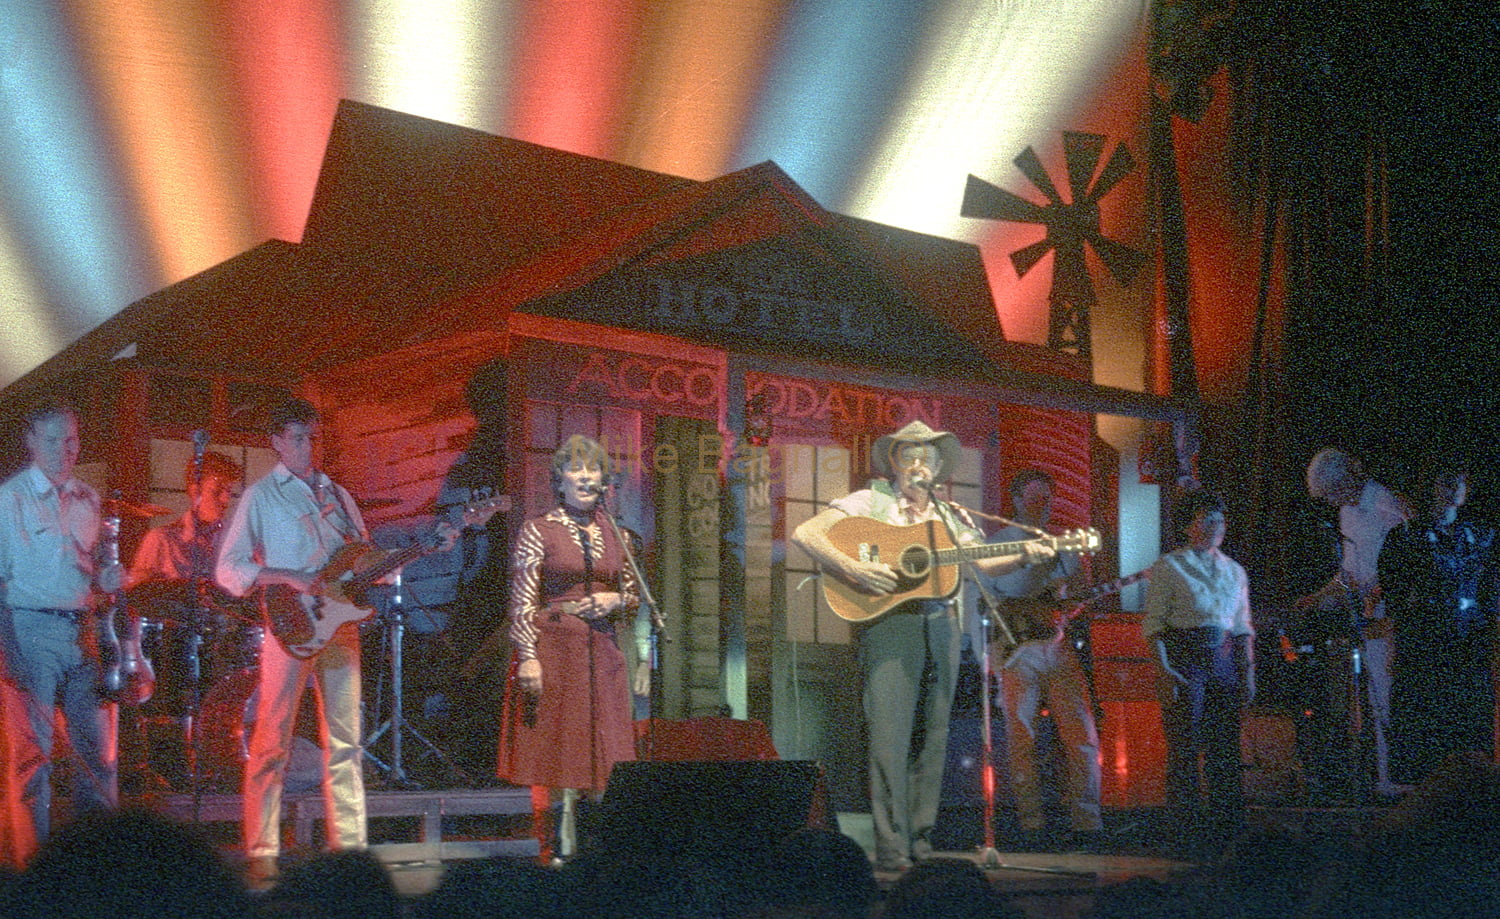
[1142,546,1253,641]
[0,464,100,610]
[1340,480,1409,598]
[215,463,366,598]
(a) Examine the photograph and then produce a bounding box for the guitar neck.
[335,493,505,592]
[1071,571,1150,606]
[353,541,435,591]
[935,537,1045,566]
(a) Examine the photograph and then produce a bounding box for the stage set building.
[0,101,1183,826]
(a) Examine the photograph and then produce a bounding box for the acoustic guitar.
[263,493,507,658]
[820,516,1101,623]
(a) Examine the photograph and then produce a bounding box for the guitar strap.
[1070,613,1105,723]
[316,477,364,543]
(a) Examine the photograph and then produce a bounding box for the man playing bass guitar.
[792,420,1054,871]
[214,398,372,888]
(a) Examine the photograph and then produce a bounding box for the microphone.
[191,428,210,459]
[583,482,611,496]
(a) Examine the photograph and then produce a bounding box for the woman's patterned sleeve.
[508,520,546,661]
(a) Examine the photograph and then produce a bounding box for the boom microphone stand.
[927,487,1091,878]
[1330,536,1370,803]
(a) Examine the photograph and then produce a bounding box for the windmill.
[962,132,1146,360]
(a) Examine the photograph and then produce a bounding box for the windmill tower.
[962,132,1145,362]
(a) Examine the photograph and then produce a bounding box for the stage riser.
[151,788,538,862]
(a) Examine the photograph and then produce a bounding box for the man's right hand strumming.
[842,558,898,595]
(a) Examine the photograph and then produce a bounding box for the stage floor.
[133,790,1396,918]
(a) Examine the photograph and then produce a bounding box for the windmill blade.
[961,174,1048,224]
[1012,146,1065,206]
[1085,142,1137,204]
[1009,237,1055,278]
[1062,132,1106,206]
[1084,230,1148,285]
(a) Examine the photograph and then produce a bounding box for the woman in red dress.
[497,435,640,860]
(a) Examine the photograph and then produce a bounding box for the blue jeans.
[0,607,118,853]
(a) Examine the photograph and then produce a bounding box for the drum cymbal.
[106,498,174,517]
[128,579,259,624]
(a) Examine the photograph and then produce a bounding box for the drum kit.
[120,577,265,793]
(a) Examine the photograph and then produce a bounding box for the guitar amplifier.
[1091,658,1158,702]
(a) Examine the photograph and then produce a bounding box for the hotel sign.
[645,278,878,347]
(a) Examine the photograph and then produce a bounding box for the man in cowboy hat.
[793,419,1054,870]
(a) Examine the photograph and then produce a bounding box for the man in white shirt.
[0,400,124,862]
[1299,447,1411,797]
[792,420,1052,871]
[215,398,367,886]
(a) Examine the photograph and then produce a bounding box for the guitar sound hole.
[898,546,931,580]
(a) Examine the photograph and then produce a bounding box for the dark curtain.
[1151,0,1499,605]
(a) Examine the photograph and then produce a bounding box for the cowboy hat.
[872,420,962,482]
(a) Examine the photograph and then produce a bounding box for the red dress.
[497,506,638,790]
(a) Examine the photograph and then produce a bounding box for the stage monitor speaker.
[599,760,821,859]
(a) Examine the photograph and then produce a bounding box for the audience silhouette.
[6,763,1500,919]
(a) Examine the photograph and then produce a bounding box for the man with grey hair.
[1299,447,1411,797]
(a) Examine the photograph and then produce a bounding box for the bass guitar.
[263,494,508,659]
[820,516,1101,623]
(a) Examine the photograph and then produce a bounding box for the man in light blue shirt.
[0,400,123,862]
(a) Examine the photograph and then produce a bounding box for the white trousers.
[243,626,366,858]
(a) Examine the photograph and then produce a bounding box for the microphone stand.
[594,485,669,759]
[186,429,210,820]
[925,485,1092,878]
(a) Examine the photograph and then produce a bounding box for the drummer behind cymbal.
[129,451,243,587]
[126,452,245,678]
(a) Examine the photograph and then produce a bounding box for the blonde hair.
[1305,448,1363,499]
[549,435,610,497]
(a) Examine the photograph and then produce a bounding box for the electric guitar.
[820,516,1101,623]
[988,569,1150,648]
[263,493,508,658]
[1046,569,1151,639]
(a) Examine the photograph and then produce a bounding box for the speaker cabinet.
[599,760,822,858]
